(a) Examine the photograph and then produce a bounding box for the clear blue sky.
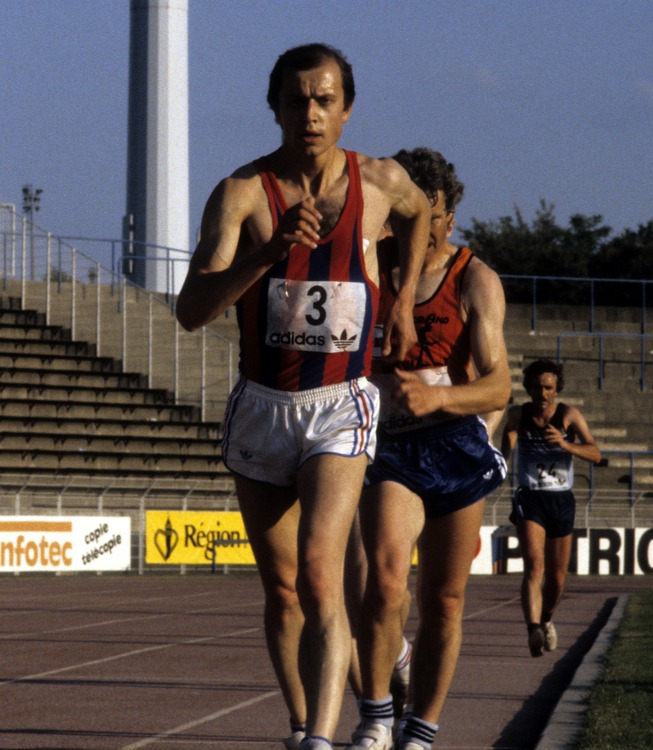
[2,0,652,273]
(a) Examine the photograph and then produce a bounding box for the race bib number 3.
[266,280,366,353]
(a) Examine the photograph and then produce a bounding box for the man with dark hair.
[347,148,511,750]
[501,359,601,657]
[176,44,430,750]
[267,43,356,115]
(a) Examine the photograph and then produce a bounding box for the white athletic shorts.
[221,377,380,487]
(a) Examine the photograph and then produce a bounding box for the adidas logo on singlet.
[381,414,424,431]
[331,329,358,351]
[268,331,327,346]
[239,449,253,460]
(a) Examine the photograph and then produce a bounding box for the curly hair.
[392,147,464,212]
[267,43,355,117]
[522,359,565,393]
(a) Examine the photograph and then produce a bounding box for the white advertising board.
[0,516,131,572]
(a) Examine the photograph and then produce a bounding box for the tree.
[459,201,613,304]
[590,220,653,280]
[589,221,653,306]
[459,200,610,277]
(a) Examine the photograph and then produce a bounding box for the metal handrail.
[600,449,653,506]
[556,330,653,391]
[500,274,652,333]
[0,205,235,423]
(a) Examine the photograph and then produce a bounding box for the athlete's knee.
[523,553,545,581]
[546,567,567,595]
[420,586,466,627]
[367,560,410,613]
[296,556,342,615]
[265,578,301,619]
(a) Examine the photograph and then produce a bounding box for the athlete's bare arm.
[546,406,602,464]
[394,259,512,417]
[359,156,431,362]
[176,165,323,332]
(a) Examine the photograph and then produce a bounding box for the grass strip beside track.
[576,590,653,749]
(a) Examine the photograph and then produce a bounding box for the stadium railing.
[556,331,652,391]
[500,274,652,334]
[0,204,236,422]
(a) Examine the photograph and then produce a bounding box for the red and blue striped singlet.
[236,150,379,391]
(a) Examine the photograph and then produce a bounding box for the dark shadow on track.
[493,596,617,750]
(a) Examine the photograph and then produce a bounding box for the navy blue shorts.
[509,487,575,538]
[365,416,507,519]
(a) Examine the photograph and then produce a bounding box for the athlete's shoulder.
[464,253,501,282]
[356,154,411,191]
[462,253,505,304]
[210,160,265,206]
[559,402,583,424]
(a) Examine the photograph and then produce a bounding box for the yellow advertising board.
[146,511,255,565]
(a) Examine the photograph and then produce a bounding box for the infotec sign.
[0,516,131,572]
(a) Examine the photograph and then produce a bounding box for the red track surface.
[0,574,650,750]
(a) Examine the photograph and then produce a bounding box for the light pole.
[22,185,42,280]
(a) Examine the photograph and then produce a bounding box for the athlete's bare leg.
[358,481,424,700]
[296,451,369,740]
[515,519,547,624]
[411,499,485,725]
[235,476,306,727]
[542,533,573,618]
[345,511,367,699]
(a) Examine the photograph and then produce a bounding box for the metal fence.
[557,331,653,391]
[1,477,650,575]
[500,274,653,333]
[0,204,236,423]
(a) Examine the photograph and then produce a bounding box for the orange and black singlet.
[374,245,474,383]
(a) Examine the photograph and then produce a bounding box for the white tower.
[124,0,189,295]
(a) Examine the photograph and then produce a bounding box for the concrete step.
[0,398,200,423]
[0,381,172,406]
[569,407,652,426]
[592,427,629,439]
[0,414,219,440]
[504,302,652,327]
[0,472,235,500]
[0,431,222,457]
[0,321,72,342]
[0,351,122,373]
[0,448,226,476]
[0,335,96,357]
[599,441,650,452]
[605,454,653,470]
[0,305,46,326]
[0,366,147,390]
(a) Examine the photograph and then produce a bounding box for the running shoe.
[347,721,394,749]
[528,625,545,657]
[390,641,412,718]
[299,737,334,749]
[284,730,306,749]
[542,621,558,651]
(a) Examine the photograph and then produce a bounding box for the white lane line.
[0,626,262,687]
[464,594,521,620]
[119,691,280,750]
[0,599,265,639]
